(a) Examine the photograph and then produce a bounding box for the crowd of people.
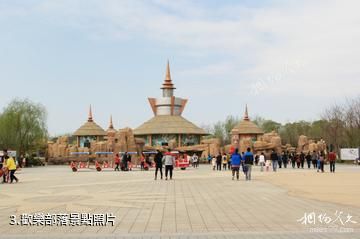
[206,148,338,181]
[112,147,338,182]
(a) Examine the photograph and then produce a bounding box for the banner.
[340,148,360,160]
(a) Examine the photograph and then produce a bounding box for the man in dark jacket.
[154,150,163,180]
[277,153,282,169]
[216,153,222,171]
[121,152,128,171]
[300,151,305,169]
[270,150,278,172]
[311,151,318,169]
[305,152,312,169]
[282,151,288,168]
[243,148,254,180]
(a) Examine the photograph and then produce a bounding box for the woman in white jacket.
[259,152,265,172]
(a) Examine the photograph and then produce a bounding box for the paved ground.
[0,164,359,239]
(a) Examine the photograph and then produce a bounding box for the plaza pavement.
[0,164,359,239]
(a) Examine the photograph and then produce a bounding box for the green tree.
[261,120,281,133]
[0,99,48,156]
[211,121,225,145]
[223,115,240,144]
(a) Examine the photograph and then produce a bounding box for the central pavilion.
[133,61,207,147]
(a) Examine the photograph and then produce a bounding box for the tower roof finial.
[166,59,171,81]
[161,60,176,90]
[109,115,114,129]
[88,105,93,122]
[244,104,249,121]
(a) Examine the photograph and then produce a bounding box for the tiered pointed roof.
[73,105,107,136]
[134,61,207,136]
[106,115,117,134]
[161,60,176,90]
[232,105,263,135]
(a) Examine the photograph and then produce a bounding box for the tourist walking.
[1,149,8,183]
[296,154,301,168]
[318,151,325,173]
[121,152,128,171]
[212,155,216,170]
[192,153,199,168]
[282,151,288,168]
[207,155,212,164]
[154,150,163,180]
[231,148,242,180]
[0,150,5,183]
[216,153,222,171]
[254,154,259,166]
[228,154,232,169]
[140,153,145,171]
[290,152,296,168]
[265,157,271,172]
[300,152,305,169]
[311,151,318,169]
[163,149,175,180]
[305,151,312,169]
[328,150,336,173]
[270,150,278,172]
[6,153,18,183]
[277,153,282,169]
[259,152,265,172]
[222,153,228,170]
[114,153,120,171]
[243,148,254,181]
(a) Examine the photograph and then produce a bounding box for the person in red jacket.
[114,154,120,171]
[328,151,336,173]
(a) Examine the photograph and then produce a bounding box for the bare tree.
[322,104,345,153]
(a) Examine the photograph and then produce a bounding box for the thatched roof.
[232,105,264,135]
[232,119,263,135]
[133,115,208,135]
[74,105,107,137]
[73,121,107,136]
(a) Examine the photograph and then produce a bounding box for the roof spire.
[166,60,171,81]
[109,115,114,129]
[88,105,93,122]
[161,60,175,89]
[244,104,249,121]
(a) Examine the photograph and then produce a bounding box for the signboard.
[95,152,113,155]
[340,148,360,160]
[119,152,137,155]
[70,152,90,155]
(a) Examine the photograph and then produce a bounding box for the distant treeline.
[203,96,360,153]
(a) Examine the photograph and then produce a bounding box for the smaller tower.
[148,60,187,116]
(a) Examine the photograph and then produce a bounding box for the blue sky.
[0,0,359,136]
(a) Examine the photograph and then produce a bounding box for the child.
[265,158,271,172]
[212,156,216,170]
